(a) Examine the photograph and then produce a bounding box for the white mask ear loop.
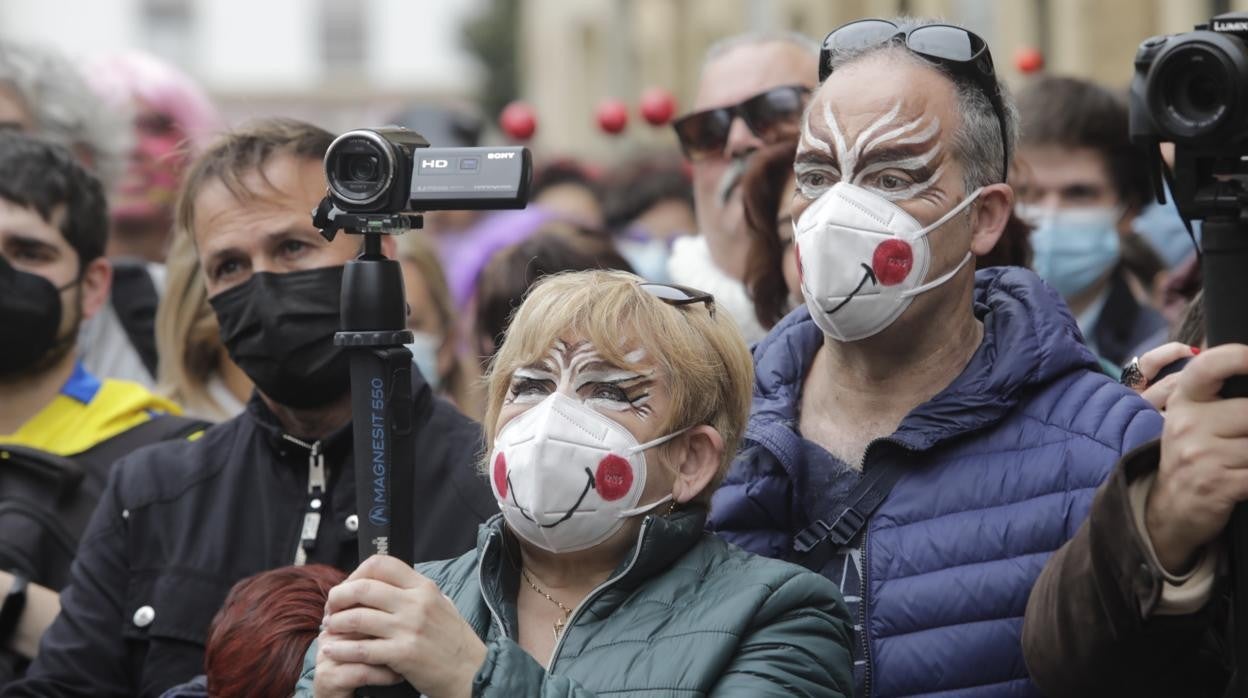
[900,252,973,298]
[911,186,985,239]
[618,425,692,519]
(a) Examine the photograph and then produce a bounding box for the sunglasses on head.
[639,282,716,319]
[672,85,810,162]
[820,19,1010,182]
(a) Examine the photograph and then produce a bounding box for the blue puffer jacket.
[708,267,1163,697]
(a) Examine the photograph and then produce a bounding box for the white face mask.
[489,392,683,553]
[795,182,981,342]
[405,331,443,392]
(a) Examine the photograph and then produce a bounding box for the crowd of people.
[0,13,1242,698]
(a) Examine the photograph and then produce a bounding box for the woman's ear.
[668,425,724,504]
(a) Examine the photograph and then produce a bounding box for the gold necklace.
[521,568,573,639]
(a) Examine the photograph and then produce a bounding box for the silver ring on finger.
[1120,356,1145,390]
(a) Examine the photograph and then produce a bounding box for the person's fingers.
[318,657,403,692]
[322,637,410,671]
[1168,399,1248,440]
[1174,344,1248,404]
[1138,342,1197,381]
[1141,373,1181,410]
[325,606,400,639]
[326,578,406,615]
[348,554,431,590]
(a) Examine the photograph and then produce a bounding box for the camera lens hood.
[325,129,398,208]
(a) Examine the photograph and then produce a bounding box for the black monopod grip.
[338,243,421,698]
[1201,218,1248,697]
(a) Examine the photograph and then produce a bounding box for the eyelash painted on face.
[797,99,945,202]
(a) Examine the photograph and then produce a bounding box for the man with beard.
[0,134,198,684]
[669,33,817,343]
[4,119,496,697]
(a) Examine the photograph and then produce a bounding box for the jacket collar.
[475,506,708,638]
[748,267,1102,455]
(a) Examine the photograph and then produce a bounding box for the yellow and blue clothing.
[0,362,182,456]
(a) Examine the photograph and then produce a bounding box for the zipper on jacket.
[283,434,326,566]
[855,438,886,698]
[859,525,873,698]
[546,517,655,672]
[478,531,508,640]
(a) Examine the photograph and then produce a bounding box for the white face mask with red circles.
[489,392,685,553]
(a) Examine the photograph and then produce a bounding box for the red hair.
[204,564,346,697]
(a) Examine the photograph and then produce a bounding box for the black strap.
[0,572,27,645]
[109,258,160,379]
[793,462,906,572]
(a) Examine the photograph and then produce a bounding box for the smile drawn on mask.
[797,99,945,202]
[506,341,656,420]
[508,466,597,528]
[825,263,877,315]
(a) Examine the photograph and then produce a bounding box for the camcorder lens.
[347,155,381,182]
[1157,46,1231,135]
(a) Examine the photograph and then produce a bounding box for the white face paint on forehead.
[505,340,657,420]
[796,98,946,202]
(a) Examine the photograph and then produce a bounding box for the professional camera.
[323,125,531,216]
[1130,12,1248,155]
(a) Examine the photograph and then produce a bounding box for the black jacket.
[3,377,495,698]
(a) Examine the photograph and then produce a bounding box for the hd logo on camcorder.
[422,159,450,169]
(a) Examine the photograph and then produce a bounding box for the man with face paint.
[669,32,818,343]
[7,119,496,698]
[1014,76,1167,370]
[708,18,1163,697]
[0,134,199,684]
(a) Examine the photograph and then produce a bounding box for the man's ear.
[667,425,724,504]
[969,182,1014,257]
[79,257,112,321]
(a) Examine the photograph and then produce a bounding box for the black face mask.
[0,255,75,380]
[209,265,350,409]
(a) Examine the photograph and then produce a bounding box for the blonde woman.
[397,232,482,417]
[300,270,853,697]
[154,227,250,421]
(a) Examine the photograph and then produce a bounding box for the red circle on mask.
[493,453,508,498]
[595,455,634,501]
[872,239,914,286]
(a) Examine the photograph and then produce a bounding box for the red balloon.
[499,101,537,140]
[596,99,629,135]
[639,87,677,126]
[1015,47,1044,74]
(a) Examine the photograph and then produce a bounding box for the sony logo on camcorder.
[488,152,516,159]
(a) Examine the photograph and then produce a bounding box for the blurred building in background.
[0,0,485,133]
[0,0,1244,161]
[519,0,1238,159]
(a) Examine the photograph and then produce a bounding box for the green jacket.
[296,507,853,696]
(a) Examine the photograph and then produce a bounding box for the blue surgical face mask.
[1020,205,1122,299]
[1133,186,1201,268]
[617,234,676,284]
[405,331,443,392]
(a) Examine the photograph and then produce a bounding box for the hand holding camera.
[1147,344,1248,574]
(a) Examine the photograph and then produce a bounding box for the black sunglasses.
[639,282,716,319]
[820,19,1010,182]
[672,85,810,161]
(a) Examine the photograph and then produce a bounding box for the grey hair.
[821,17,1018,192]
[0,40,131,194]
[703,31,820,70]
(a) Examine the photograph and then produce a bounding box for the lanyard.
[283,434,327,566]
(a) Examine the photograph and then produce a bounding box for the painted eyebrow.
[795,150,837,165]
[513,366,556,380]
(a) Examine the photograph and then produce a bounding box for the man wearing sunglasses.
[668,33,817,343]
[708,17,1162,697]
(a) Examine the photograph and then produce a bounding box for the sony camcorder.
[323,126,531,216]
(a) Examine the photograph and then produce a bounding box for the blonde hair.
[397,232,482,417]
[483,270,754,499]
[155,226,235,420]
